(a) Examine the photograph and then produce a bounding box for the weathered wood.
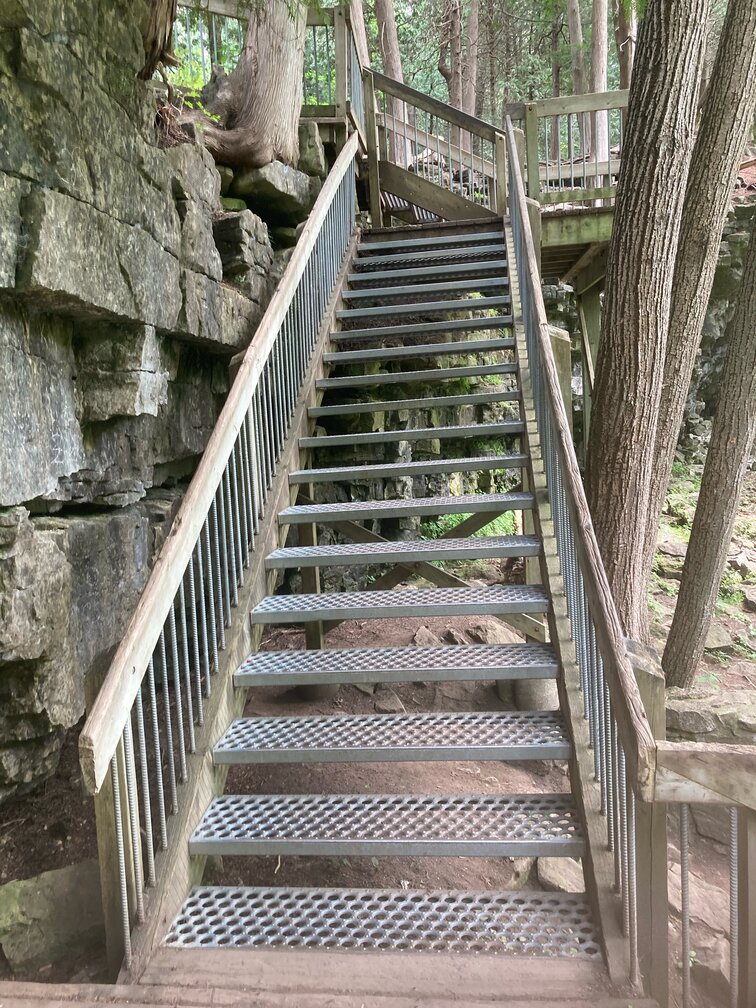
[378,161,497,222]
[562,241,608,288]
[539,184,617,206]
[379,111,495,178]
[627,642,668,1005]
[372,71,498,142]
[333,5,348,119]
[363,73,384,227]
[505,115,657,801]
[526,198,541,273]
[738,807,756,1008]
[654,741,756,811]
[528,89,629,118]
[541,209,615,249]
[524,104,540,201]
[346,0,371,70]
[506,224,629,985]
[79,135,360,794]
[494,132,508,215]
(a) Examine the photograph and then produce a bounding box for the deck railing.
[505,111,756,1007]
[78,133,359,972]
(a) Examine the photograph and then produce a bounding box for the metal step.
[323,337,514,365]
[341,276,508,303]
[316,363,518,390]
[278,490,533,524]
[266,533,540,569]
[301,421,523,450]
[331,316,513,343]
[357,230,503,253]
[309,389,520,417]
[270,536,540,568]
[189,793,583,857]
[288,453,528,484]
[336,297,512,322]
[234,642,559,688]
[213,710,570,765]
[348,260,507,285]
[250,584,549,625]
[353,244,507,270]
[165,886,600,957]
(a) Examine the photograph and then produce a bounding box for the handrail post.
[494,132,508,215]
[363,72,383,227]
[627,641,668,1005]
[523,102,540,202]
[738,808,756,1007]
[334,3,348,120]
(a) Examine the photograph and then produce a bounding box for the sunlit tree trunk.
[565,0,590,152]
[612,0,636,90]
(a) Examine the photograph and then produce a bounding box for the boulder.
[468,620,523,645]
[658,534,688,558]
[704,624,733,651]
[175,199,223,281]
[537,857,585,893]
[232,161,314,225]
[298,121,327,179]
[374,689,406,714]
[212,209,273,291]
[175,270,265,352]
[221,196,247,211]
[444,627,468,645]
[269,225,299,248]
[0,860,103,970]
[742,584,756,613]
[217,165,234,195]
[413,625,442,647]
[666,686,756,742]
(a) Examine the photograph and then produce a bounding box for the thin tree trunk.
[376,0,406,164]
[438,0,463,147]
[641,0,756,583]
[565,0,589,153]
[612,0,636,90]
[462,0,479,155]
[585,0,709,641]
[662,220,756,689]
[189,0,306,167]
[550,15,561,162]
[591,0,609,170]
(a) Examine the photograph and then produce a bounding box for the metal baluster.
[628,784,640,987]
[730,807,739,1008]
[133,687,156,886]
[190,547,211,698]
[157,631,178,813]
[184,566,205,723]
[237,427,252,562]
[146,659,168,847]
[222,467,239,604]
[122,715,145,924]
[168,604,188,779]
[681,804,691,1008]
[246,410,261,535]
[211,494,230,635]
[177,579,198,742]
[202,519,220,668]
[110,755,132,968]
[619,745,630,933]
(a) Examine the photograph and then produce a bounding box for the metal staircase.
[161,220,605,976]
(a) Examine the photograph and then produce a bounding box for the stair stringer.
[120,230,361,983]
[505,225,632,987]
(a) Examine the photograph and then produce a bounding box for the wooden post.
[363,72,383,227]
[576,284,601,449]
[524,103,540,203]
[548,326,572,434]
[333,5,348,120]
[494,132,508,216]
[627,641,668,1006]
[738,807,756,1008]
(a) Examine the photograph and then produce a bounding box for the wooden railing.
[78,134,359,977]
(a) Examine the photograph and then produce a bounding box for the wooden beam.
[363,73,383,227]
[541,208,614,248]
[539,184,617,206]
[379,110,495,178]
[526,89,629,118]
[378,160,497,222]
[372,71,499,142]
[561,242,608,288]
[654,741,756,812]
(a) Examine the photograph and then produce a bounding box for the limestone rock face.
[298,121,328,179]
[232,161,315,224]
[213,209,274,305]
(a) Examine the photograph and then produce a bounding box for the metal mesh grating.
[190,793,583,856]
[235,643,560,683]
[291,453,528,483]
[266,534,541,567]
[165,886,600,957]
[280,490,534,519]
[215,710,569,761]
[353,246,507,270]
[348,262,509,288]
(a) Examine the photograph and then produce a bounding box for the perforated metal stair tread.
[300,421,523,449]
[323,338,514,365]
[214,710,569,764]
[353,245,507,269]
[164,886,600,957]
[234,643,559,687]
[289,453,528,483]
[336,299,512,322]
[188,793,583,856]
[347,260,508,286]
[266,534,540,569]
[250,585,549,624]
[341,276,509,302]
[358,229,503,252]
[279,490,533,523]
[309,391,520,418]
[316,363,517,390]
[331,316,514,342]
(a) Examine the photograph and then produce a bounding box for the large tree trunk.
[640,0,756,582]
[612,0,636,90]
[662,219,756,689]
[189,0,307,168]
[585,0,709,641]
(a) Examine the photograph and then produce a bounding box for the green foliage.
[420,510,517,539]
[169,7,244,90]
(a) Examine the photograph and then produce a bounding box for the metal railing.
[303,18,337,106]
[348,27,365,137]
[78,134,359,969]
[372,71,505,214]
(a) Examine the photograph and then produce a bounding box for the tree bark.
[612,0,637,90]
[186,0,306,168]
[438,0,463,110]
[376,0,404,83]
[565,0,589,152]
[462,0,479,117]
[640,0,756,582]
[585,0,709,641]
[662,219,756,689]
[591,0,609,165]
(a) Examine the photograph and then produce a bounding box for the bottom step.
[165,886,600,958]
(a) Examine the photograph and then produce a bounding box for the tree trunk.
[662,219,756,689]
[188,0,307,168]
[565,0,589,152]
[376,0,406,164]
[462,0,479,117]
[591,0,609,167]
[438,0,463,109]
[612,0,637,90]
[549,15,561,161]
[585,0,709,641]
[640,0,756,582]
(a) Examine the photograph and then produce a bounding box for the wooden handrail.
[371,70,500,143]
[79,133,360,794]
[346,0,371,69]
[378,111,496,177]
[504,115,657,798]
[505,89,629,121]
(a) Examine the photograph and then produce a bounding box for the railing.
[508,91,627,207]
[78,133,359,970]
[371,71,506,215]
[505,111,756,1007]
